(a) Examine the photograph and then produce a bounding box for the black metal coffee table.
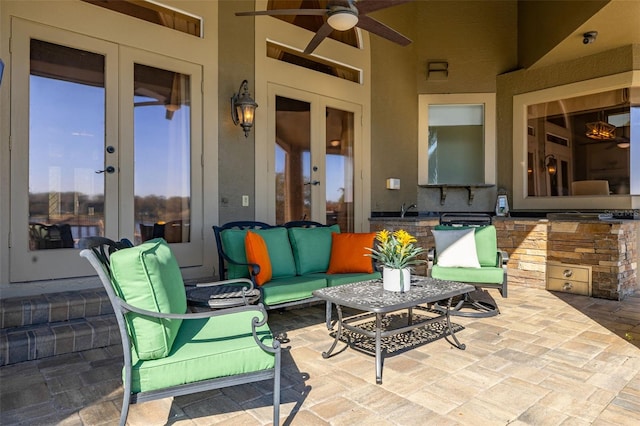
[313,276,475,384]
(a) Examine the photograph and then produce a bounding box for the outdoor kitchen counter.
[369,215,640,300]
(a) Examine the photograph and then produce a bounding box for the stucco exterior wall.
[369,1,518,214]
[218,0,256,225]
[369,2,418,213]
[496,44,638,208]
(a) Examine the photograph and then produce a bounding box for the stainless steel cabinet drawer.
[547,264,590,282]
[546,262,592,296]
[547,277,591,296]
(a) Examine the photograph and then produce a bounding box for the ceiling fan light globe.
[617,141,630,149]
[327,10,358,31]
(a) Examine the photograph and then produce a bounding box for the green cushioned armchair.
[427,223,508,317]
[79,237,281,426]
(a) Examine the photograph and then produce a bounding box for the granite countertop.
[369,212,637,223]
[369,216,438,221]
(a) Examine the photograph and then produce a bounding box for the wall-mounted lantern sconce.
[231,80,258,137]
[545,154,557,176]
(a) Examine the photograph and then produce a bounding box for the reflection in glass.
[325,107,354,232]
[526,88,632,196]
[134,64,191,244]
[28,40,105,250]
[275,96,311,224]
[428,104,484,184]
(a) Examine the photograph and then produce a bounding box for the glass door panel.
[119,47,203,266]
[275,96,312,224]
[133,64,191,244]
[325,107,354,232]
[28,40,107,250]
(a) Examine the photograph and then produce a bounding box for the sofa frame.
[213,221,380,327]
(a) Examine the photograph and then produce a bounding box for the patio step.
[0,289,118,366]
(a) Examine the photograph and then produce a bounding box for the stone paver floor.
[2,286,640,425]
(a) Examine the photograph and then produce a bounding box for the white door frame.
[266,84,363,226]
[253,0,372,231]
[9,19,203,281]
[9,18,119,281]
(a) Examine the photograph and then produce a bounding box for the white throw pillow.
[432,228,481,268]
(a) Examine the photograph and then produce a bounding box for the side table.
[186,285,261,309]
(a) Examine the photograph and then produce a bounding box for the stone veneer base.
[369,216,639,301]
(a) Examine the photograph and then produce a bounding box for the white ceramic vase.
[382,267,411,292]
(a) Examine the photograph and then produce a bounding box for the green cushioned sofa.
[214,221,381,326]
[80,237,281,426]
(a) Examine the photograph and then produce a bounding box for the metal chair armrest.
[426,248,436,277]
[118,298,268,320]
[498,250,509,267]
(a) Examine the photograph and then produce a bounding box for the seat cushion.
[288,225,340,275]
[130,310,275,393]
[326,232,376,274]
[309,271,382,287]
[110,238,186,360]
[260,275,328,306]
[245,231,272,285]
[431,264,504,284]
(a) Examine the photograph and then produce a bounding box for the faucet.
[400,203,417,218]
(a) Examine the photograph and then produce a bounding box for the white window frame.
[418,93,497,185]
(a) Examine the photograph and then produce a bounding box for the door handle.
[96,166,115,174]
[304,180,320,186]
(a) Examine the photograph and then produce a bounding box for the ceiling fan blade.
[355,0,413,15]
[303,22,335,54]
[236,9,326,17]
[356,15,411,46]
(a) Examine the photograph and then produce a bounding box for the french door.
[268,84,360,231]
[9,19,202,282]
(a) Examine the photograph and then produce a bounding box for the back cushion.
[473,225,498,267]
[110,238,186,360]
[288,225,340,275]
[245,231,272,285]
[220,229,251,279]
[432,228,481,268]
[326,232,376,274]
[433,225,498,267]
[254,227,296,278]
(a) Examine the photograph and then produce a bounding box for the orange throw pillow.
[245,231,272,285]
[327,232,376,274]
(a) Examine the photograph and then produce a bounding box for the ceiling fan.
[236,0,413,54]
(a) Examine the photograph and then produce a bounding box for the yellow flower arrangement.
[366,229,426,269]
